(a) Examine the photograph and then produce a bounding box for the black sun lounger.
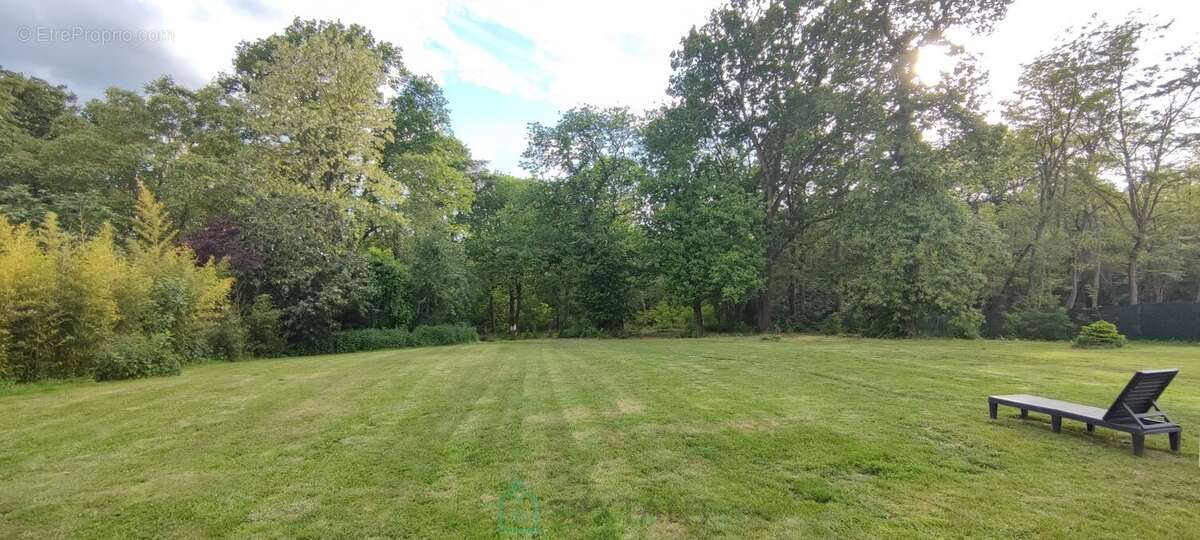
[988,369,1182,456]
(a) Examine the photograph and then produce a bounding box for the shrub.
[1073,321,1127,349]
[559,325,603,339]
[1003,308,1075,341]
[94,334,181,381]
[208,308,247,361]
[948,310,984,339]
[245,294,285,357]
[299,328,411,355]
[0,216,123,380]
[299,325,477,355]
[819,313,843,336]
[124,185,235,363]
[412,324,479,347]
[633,301,692,332]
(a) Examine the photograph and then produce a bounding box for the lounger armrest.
[1135,411,1170,419]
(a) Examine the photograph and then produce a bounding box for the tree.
[465,175,539,334]
[667,0,877,331]
[1088,19,1200,304]
[192,188,370,342]
[522,106,645,331]
[240,20,398,214]
[836,0,1011,336]
[998,29,1111,309]
[642,106,762,335]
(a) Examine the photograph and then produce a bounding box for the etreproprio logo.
[497,480,541,536]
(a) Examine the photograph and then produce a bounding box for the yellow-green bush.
[0,219,57,380]
[0,185,236,381]
[0,215,122,380]
[122,184,234,362]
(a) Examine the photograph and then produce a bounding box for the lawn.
[1,337,1198,538]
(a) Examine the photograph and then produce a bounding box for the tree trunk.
[787,280,796,322]
[514,282,522,333]
[488,288,496,335]
[1092,257,1102,308]
[553,286,564,332]
[798,282,806,319]
[756,286,771,333]
[508,284,518,334]
[1026,244,1040,301]
[507,281,523,335]
[692,298,704,337]
[1128,243,1141,305]
[1065,256,1080,309]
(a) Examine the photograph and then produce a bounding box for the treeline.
[472,2,1200,339]
[0,20,485,380]
[1,2,1199,382]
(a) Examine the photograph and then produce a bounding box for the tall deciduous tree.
[642,106,762,335]
[999,28,1111,308]
[240,20,398,211]
[667,0,877,331]
[838,0,1011,336]
[1089,20,1200,304]
[522,106,644,331]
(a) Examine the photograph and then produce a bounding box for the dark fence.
[1069,303,1200,341]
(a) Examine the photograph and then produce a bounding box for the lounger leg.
[1020,409,1028,419]
[1132,433,1145,457]
[1086,424,1094,433]
[1051,416,1061,433]
[989,401,997,419]
[1169,431,1181,452]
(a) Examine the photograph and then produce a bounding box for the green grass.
[2,337,1199,538]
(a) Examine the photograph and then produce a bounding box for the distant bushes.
[297,324,478,355]
[244,294,286,357]
[632,301,692,335]
[0,186,235,382]
[94,334,181,381]
[946,310,984,339]
[412,324,478,346]
[557,325,600,339]
[1073,321,1126,349]
[819,313,843,335]
[1003,308,1075,341]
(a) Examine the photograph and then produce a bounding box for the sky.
[2,0,1198,175]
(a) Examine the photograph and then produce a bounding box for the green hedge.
[1003,308,1076,341]
[297,325,478,355]
[1073,321,1127,349]
[94,334,182,381]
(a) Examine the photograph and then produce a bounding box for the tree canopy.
[2,4,1200,380]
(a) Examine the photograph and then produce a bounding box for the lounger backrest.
[1102,369,1179,423]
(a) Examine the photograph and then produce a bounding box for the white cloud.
[453,0,721,109]
[64,0,1200,173]
[145,0,720,112]
[954,0,1200,119]
[137,0,722,172]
